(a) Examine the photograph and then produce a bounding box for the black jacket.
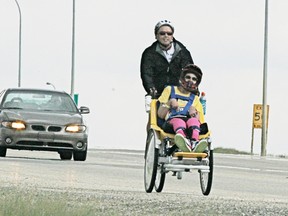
[140,39,193,97]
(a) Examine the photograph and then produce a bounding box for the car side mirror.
[79,106,90,114]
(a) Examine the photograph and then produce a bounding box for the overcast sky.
[1,0,288,155]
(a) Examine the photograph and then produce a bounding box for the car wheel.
[0,147,7,157]
[59,151,73,160]
[73,149,87,161]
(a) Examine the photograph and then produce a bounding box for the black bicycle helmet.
[180,64,203,93]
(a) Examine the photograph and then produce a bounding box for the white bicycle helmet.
[154,20,174,34]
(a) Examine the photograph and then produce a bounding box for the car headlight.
[65,124,86,133]
[1,121,26,130]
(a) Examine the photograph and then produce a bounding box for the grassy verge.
[214,147,288,158]
[0,187,95,216]
[214,147,250,155]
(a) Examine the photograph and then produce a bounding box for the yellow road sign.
[252,104,269,129]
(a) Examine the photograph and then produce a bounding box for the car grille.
[13,124,74,150]
[31,125,62,132]
[31,125,45,131]
[48,126,62,132]
[17,141,73,148]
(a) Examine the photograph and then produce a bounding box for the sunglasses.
[184,75,198,82]
[158,31,173,36]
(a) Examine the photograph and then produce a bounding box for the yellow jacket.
[158,86,205,124]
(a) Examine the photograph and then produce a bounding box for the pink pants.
[169,117,200,141]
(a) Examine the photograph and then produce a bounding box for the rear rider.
[140,19,194,98]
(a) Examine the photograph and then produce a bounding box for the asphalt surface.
[0,149,287,215]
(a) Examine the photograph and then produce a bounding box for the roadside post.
[251,104,269,155]
[74,93,79,106]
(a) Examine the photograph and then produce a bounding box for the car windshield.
[1,90,78,113]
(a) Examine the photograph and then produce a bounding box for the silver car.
[0,88,90,161]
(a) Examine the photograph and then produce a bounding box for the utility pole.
[71,0,75,97]
[261,0,269,156]
[14,0,22,87]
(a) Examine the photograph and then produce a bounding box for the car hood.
[1,109,83,125]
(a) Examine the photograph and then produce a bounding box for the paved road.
[0,149,287,215]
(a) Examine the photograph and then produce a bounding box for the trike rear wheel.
[144,129,158,193]
[199,149,213,195]
[154,143,166,193]
[154,165,165,192]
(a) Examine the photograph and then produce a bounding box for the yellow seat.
[149,99,211,147]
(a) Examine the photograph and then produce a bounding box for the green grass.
[214,147,288,158]
[214,147,250,155]
[0,188,95,216]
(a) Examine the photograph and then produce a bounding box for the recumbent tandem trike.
[144,94,213,196]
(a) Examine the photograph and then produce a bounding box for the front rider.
[157,64,208,153]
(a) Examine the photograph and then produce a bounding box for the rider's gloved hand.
[149,87,158,98]
[149,87,157,95]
